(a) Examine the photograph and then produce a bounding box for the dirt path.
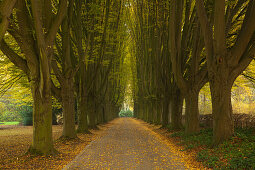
[64,118,188,170]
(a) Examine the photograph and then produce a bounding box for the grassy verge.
[170,128,255,169]
[0,122,20,125]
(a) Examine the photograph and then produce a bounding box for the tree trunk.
[104,101,110,122]
[88,95,97,129]
[97,106,103,124]
[162,96,170,127]
[185,90,200,134]
[152,100,157,124]
[102,104,107,123]
[137,102,143,119]
[61,79,77,138]
[170,89,183,130]
[77,95,90,133]
[133,102,138,118]
[156,101,162,124]
[94,103,100,125]
[211,79,234,145]
[30,80,55,155]
[148,101,153,123]
[143,102,148,122]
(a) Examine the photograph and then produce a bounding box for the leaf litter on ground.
[0,123,112,169]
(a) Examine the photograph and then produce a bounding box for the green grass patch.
[170,128,255,169]
[0,122,20,125]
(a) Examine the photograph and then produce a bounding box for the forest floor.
[0,118,206,169]
[0,122,112,169]
[64,118,204,169]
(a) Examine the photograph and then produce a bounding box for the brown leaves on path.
[139,120,208,170]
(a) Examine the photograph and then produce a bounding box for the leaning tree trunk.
[210,74,234,145]
[170,88,183,130]
[185,89,200,134]
[30,78,55,155]
[61,78,77,138]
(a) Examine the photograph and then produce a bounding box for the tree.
[0,0,68,155]
[169,0,208,134]
[51,0,77,139]
[196,0,255,145]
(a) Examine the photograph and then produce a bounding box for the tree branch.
[46,0,68,47]
[195,0,214,64]
[51,58,63,83]
[230,42,255,84]
[214,0,226,55]
[0,40,30,77]
[230,1,255,66]
[0,0,16,41]
[51,79,61,101]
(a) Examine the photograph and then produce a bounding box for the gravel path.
[63,118,188,170]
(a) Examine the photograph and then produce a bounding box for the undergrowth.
[170,127,255,169]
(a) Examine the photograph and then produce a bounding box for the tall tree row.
[0,0,127,155]
[130,0,255,146]
[128,0,184,129]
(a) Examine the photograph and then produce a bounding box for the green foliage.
[0,98,23,122]
[171,128,255,169]
[0,110,22,122]
[119,109,133,117]
[171,128,213,150]
[19,105,33,126]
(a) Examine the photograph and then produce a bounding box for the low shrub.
[19,105,33,126]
